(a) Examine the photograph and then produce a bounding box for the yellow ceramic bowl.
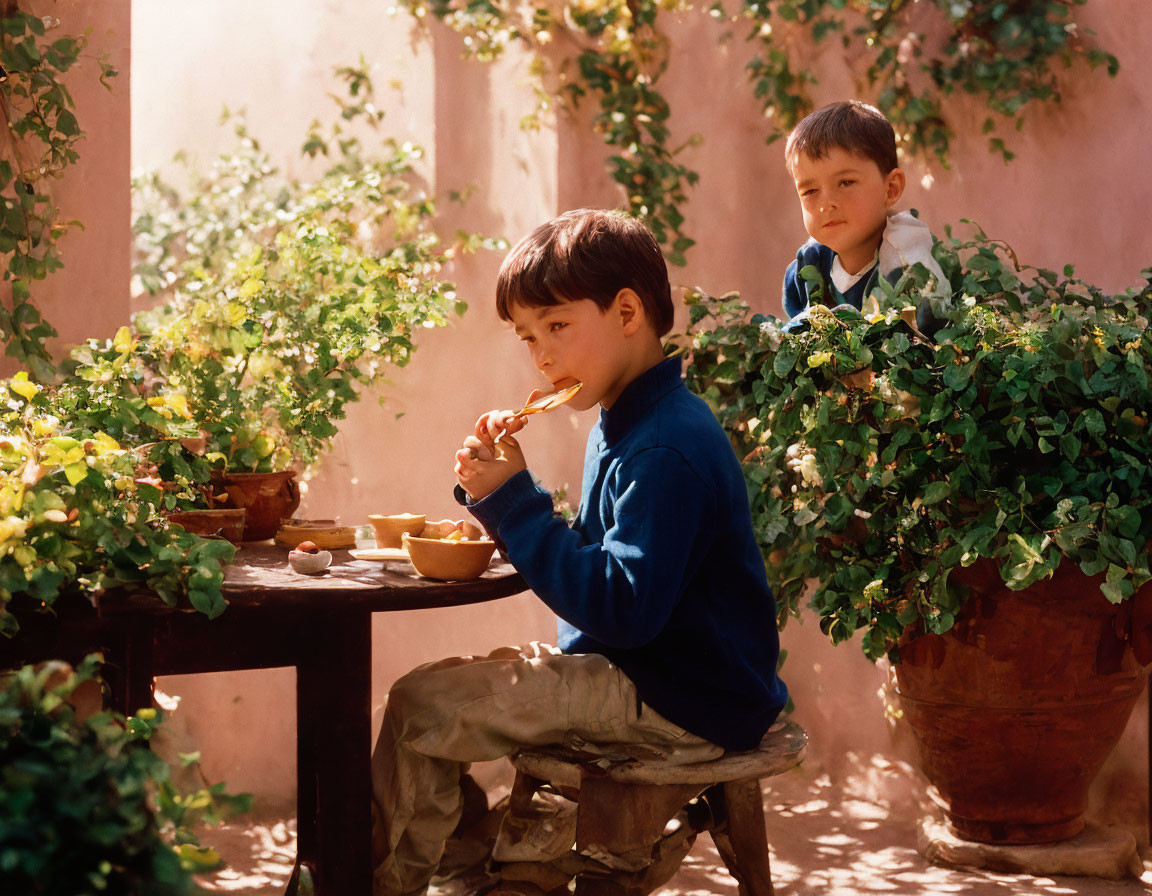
[402,533,496,580]
[367,513,426,549]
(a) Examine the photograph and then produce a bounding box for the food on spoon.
[419,519,482,541]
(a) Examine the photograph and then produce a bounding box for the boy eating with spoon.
[370,208,789,896]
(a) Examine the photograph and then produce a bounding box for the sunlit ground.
[192,765,1152,895]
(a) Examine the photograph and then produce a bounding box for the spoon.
[491,381,583,446]
[509,381,583,422]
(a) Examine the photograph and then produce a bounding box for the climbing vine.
[741,0,1119,163]
[399,0,1116,262]
[0,6,115,379]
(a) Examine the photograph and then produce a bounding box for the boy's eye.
[839,179,855,187]
[549,322,566,332]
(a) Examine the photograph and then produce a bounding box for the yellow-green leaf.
[238,277,264,300]
[176,843,222,871]
[92,432,121,454]
[112,325,135,354]
[251,433,274,458]
[10,371,40,401]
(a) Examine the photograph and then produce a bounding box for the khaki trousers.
[370,641,723,896]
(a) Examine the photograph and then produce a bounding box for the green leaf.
[772,343,799,377]
[187,587,226,619]
[922,481,951,505]
[943,361,971,391]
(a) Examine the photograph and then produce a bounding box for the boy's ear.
[884,167,906,209]
[615,288,646,335]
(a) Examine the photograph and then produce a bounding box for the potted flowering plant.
[681,224,1152,844]
[0,366,234,634]
[127,67,497,539]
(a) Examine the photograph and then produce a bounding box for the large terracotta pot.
[893,558,1152,844]
[212,470,300,542]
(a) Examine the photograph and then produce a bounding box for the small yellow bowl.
[402,533,496,580]
[367,513,426,549]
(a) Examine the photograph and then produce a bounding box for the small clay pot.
[367,513,426,549]
[166,509,247,544]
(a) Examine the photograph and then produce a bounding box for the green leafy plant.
[130,65,498,475]
[681,224,1152,661]
[0,65,501,632]
[128,699,254,875]
[0,7,116,379]
[0,655,197,895]
[0,364,234,634]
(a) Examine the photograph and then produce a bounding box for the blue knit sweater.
[463,358,789,751]
[782,239,887,323]
[782,212,951,334]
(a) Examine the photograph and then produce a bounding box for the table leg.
[296,645,319,880]
[297,610,374,895]
[100,616,156,717]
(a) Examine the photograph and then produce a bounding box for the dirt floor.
[192,765,1152,896]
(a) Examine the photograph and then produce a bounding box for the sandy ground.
[190,763,1152,896]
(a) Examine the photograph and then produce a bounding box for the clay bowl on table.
[288,547,333,575]
[401,533,496,581]
[367,513,426,549]
[275,519,356,550]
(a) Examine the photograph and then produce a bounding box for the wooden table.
[0,543,528,895]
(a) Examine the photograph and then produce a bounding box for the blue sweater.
[783,214,950,334]
[464,358,788,751]
[783,240,886,323]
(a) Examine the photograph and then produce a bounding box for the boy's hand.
[473,389,543,450]
[454,433,526,501]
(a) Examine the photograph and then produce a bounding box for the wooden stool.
[493,719,807,896]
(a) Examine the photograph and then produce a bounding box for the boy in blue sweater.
[370,208,789,896]
[781,100,948,332]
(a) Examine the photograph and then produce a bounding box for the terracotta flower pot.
[893,558,1152,844]
[212,470,301,542]
[165,508,246,545]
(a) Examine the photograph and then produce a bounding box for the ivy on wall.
[0,6,115,379]
[400,0,1117,262]
[742,0,1119,163]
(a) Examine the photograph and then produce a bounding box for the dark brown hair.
[495,208,674,337]
[785,100,898,176]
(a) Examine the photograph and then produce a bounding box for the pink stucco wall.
[29,0,1150,827]
[0,0,130,377]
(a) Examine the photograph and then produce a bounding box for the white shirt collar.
[830,253,877,295]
